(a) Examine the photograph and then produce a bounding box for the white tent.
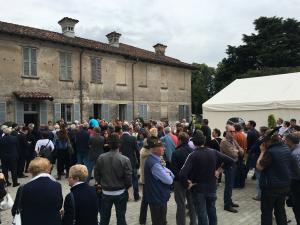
[202,72,300,131]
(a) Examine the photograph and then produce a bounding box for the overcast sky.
[1,0,300,67]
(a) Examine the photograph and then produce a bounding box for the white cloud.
[1,0,300,67]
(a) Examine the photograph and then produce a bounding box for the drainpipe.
[79,49,84,122]
[132,58,139,120]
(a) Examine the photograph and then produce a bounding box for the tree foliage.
[191,63,215,115]
[215,17,300,91]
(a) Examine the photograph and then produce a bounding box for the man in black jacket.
[120,124,140,201]
[0,127,20,187]
[179,130,234,225]
[171,132,196,225]
[63,164,98,225]
[75,123,90,168]
[256,130,294,225]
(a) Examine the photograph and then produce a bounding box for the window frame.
[90,57,102,83]
[22,46,37,77]
[59,51,72,81]
[61,103,73,123]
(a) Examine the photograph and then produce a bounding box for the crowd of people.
[0,116,299,225]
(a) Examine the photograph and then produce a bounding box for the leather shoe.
[231,202,239,207]
[224,206,238,213]
[6,182,11,187]
[13,183,20,187]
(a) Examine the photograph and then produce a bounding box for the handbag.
[0,193,14,211]
[12,186,23,225]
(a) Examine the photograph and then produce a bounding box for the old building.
[0,17,195,125]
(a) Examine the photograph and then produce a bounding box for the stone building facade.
[0,17,195,125]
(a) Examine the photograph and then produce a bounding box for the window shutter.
[0,102,6,124]
[74,103,81,122]
[54,103,61,122]
[101,104,109,121]
[23,47,30,76]
[96,58,101,82]
[185,105,190,122]
[39,101,48,124]
[67,53,72,80]
[15,101,24,124]
[126,104,133,122]
[179,105,184,121]
[91,58,96,82]
[143,104,148,120]
[31,48,37,76]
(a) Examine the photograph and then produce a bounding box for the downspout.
[132,58,139,120]
[79,49,84,122]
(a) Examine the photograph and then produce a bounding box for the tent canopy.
[203,72,300,112]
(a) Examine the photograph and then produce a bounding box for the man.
[144,136,174,225]
[246,120,260,178]
[75,122,90,167]
[0,127,20,187]
[94,133,132,225]
[119,124,140,201]
[220,125,244,213]
[171,132,196,225]
[277,118,286,136]
[284,132,300,225]
[88,127,104,182]
[200,119,212,144]
[256,130,294,225]
[160,127,176,168]
[17,126,30,178]
[180,130,234,225]
[62,165,98,225]
[89,116,99,128]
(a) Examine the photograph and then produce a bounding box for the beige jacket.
[220,138,244,161]
[139,147,151,184]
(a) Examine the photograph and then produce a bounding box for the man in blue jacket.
[144,136,174,225]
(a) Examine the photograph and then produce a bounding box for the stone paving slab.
[1,172,296,225]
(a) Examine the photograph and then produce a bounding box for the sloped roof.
[203,72,300,111]
[13,91,54,101]
[0,20,196,70]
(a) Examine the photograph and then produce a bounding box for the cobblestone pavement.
[1,171,296,225]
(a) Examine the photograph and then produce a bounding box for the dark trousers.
[261,188,289,225]
[224,164,236,207]
[139,185,148,224]
[57,150,70,175]
[100,191,128,225]
[1,158,18,184]
[174,181,197,225]
[291,180,300,225]
[149,203,167,225]
[132,169,140,200]
[192,191,217,225]
[17,156,26,176]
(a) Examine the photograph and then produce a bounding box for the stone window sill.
[117,83,127,86]
[59,79,74,82]
[91,81,103,84]
[21,75,39,79]
[138,85,148,88]
[161,87,168,90]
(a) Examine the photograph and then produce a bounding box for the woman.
[35,131,55,162]
[55,125,71,180]
[103,130,110,153]
[12,157,63,225]
[0,173,7,224]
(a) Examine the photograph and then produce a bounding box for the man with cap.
[94,132,132,225]
[284,132,300,225]
[144,136,174,225]
[180,130,234,225]
[256,129,294,225]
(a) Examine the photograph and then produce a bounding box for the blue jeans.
[224,164,236,207]
[100,191,128,225]
[132,169,140,200]
[192,191,217,225]
[255,169,261,199]
[87,160,96,182]
[76,152,89,167]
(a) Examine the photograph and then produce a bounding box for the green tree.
[215,16,300,91]
[192,63,216,115]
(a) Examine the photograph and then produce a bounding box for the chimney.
[106,31,122,47]
[58,17,79,38]
[153,43,167,56]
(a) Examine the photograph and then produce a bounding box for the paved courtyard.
[2,171,296,225]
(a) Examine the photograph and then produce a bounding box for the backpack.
[55,139,68,150]
[38,140,52,160]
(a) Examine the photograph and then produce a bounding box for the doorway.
[24,113,39,126]
[119,104,127,121]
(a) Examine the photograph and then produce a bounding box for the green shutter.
[54,103,61,122]
[39,101,48,125]
[126,104,133,121]
[179,105,184,121]
[185,105,190,122]
[0,102,6,124]
[15,101,24,124]
[101,104,109,121]
[74,103,81,122]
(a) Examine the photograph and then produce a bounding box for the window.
[161,105,168,119]
[93,104,102,119]
[24,103,38,112]
[138,104,148,120]
[61,104,73,123]
[91,57,102,83]
[161,68,168,89]
[59,52,72,80]
[22,47,37,76]
[116,62,126,85]
[138,64,147,87]
[179,105,190,122]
